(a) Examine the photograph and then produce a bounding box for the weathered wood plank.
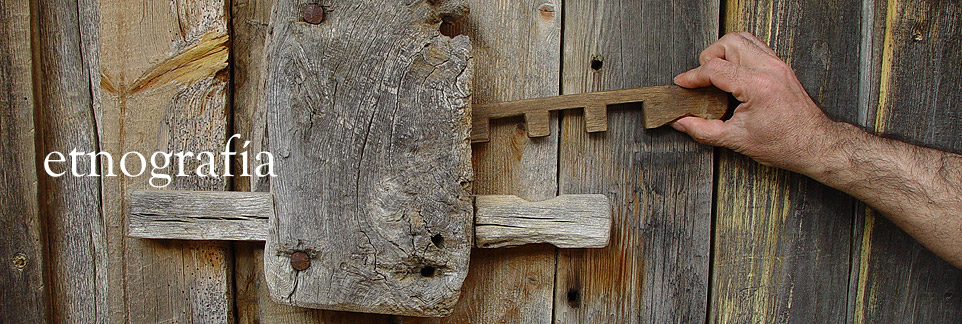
[710,1,863,323]
[128,191,272,241]
[127,190,608,251]
[471,85,728,142]
[854,1,962,322]
[0,0,46,322]
[475,194,611,249]
[409,1,563,323]
[262,0,473,316]
[36,0,108,322]
[98,0,233,321]
[555,1,717,323]
[231,0,399,321]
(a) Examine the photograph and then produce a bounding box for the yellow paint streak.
[128,31,229,94]
[854,211,877,324]
[874,0,899,133]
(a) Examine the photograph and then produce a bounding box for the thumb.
[671,116,731,147]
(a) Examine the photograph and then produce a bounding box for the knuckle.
[721,32,743,42]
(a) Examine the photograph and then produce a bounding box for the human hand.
[671,32,839,174]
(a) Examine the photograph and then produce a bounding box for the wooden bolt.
[290,251,311,271]
[302,4,325,24]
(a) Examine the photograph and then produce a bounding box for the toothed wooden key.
[470,85,729,142]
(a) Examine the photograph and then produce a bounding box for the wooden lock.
[126,0,725,317]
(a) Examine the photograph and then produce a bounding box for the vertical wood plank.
[99,0,233,321]
[710,1,863,323]
[854,1,962,322]
[0,0,46,322]
[231,0,397,322]
[411,0,563,322]
[36,0,109,322]
[260,0,473,316]
[555,1,717,323]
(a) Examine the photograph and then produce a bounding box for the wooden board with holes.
[260,0,473,316]
[710,1,863,323]
[232,0,397,321]
[554,0,717,322]
[421,0,564,323]
[98,0,233,321]
[853,1,962,322]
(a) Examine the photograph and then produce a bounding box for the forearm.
[805,121,962,268]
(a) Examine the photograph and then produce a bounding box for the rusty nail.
[291,251,310,271]
[302,4,325,24]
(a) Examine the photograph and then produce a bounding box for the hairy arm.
[672,32,962,268]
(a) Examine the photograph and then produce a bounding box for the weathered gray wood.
[0,0,46,322]
[710,1,863,323]
[853,1,962,322]
[98,0,233,321]
[415,1,563,322]
[128,190,272,241]
[127,190,608,251]
[262,0,473,316]
[475,195,610,249]
[471,85,728,142]
[555,1,717,323]
[231,1,399,322]
[36,0,108,322]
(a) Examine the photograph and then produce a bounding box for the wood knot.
[539,3,556,19]
[912,27,924,41]
[11,253,27,270]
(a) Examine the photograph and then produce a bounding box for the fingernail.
[671,121,686,132]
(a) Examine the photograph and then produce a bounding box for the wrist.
[798,120,858,184]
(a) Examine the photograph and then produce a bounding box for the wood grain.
[555,1,717,323]
[36,0,108,322]
[231,0,400,321]
[128,190,272,241]
[412,1,563,323]
[854,1,962,322]
[99,0,233,321]
[471,85,728,142]
[127,190,607,251]
[261,0,473,316]
[710,1,863,323]
[0,0,46,322]
[475,194,611,249]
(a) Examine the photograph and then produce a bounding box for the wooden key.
[470,85,729,143]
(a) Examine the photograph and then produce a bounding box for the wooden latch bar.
[470,85,729,142]
[128,190,611,249]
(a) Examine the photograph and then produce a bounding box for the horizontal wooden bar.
[474,194,611,249]
[128,190,272,241]
[127,191,612,250]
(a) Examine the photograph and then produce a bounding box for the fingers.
[671,117,732,147]
[699,32,775,64]
[673,57,746,100]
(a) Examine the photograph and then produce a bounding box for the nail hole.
[590,58,603,71]
[566,287,581,307]
[431,234,444,247]
[420,266,436,277]
[947,292,954,300]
